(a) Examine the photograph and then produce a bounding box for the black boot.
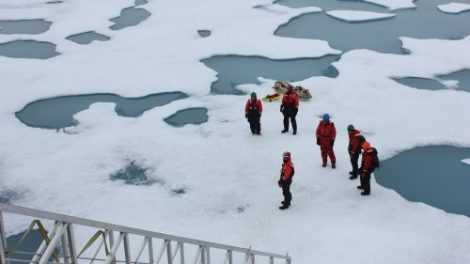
[322,162,327,168]
[361,191,370,196]
[349,175,358,180]
[279,204,289,210]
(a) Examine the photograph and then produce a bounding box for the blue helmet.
[322,113,330,122]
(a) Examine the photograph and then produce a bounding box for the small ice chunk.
[439,79,459,89]
[462,159,470,166]
[326,10,395,22]
[438,3,470,14]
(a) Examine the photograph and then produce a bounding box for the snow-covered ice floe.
[438,2,470,14]
[363,0,415,10]
[326,10,395,22]
[462,159,470,165]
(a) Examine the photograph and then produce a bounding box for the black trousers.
[282,181,292,206]
[360,172,371,194]
[349,153,359,177]
[248,113,261,134]
[282,107,297,133]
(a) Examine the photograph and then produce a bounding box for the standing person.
[245,92,262,135]
[358,141,380,196]
[347,125,365,179]
[316,113,337,168]
[280,85,299,135]
[278,151,294,210]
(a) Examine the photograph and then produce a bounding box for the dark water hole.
[375,146,470,217]
[392,69,470,92]
[66,31,110,45]
[0,19,51,35]
[0,40,59,59]
[164,107,208,127]
[15,92,188,129]
[198,30,211,37]
[201,55,339,94]
[110,161,155,186]
[109,6,151,30]
[275,0,470,54]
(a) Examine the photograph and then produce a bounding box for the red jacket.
[361,148,377,174]
[316,121,336,145]
[348,130,362,154]
[281,90,299,108]
[245,99,262,114]
[281,159,294,181]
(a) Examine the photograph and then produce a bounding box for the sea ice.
[326,10,395,22]
[438,2,470,14]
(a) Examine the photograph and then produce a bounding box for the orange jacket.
[316,121,336,145]
[281,159,295,181]
[245,99,262,114]
[348,129,362,154]
[281,90,299,108]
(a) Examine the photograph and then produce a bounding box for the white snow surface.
[1,0,470,264]
[438,2,470,14]
[326,10,395,22]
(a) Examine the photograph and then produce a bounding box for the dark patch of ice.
[0,19,52,35]
[392,77,446,90]
[135,0,148,6]
[275,0,470,54]
[109,7,151,30]
[375,146,470,217]
[66,31,110,45]
[197,30,211,37]
[0,40,59,59]
[0,188,16,203]
[15,92,188,130]
[437,69,470,92]
[164,108,208,127]
[201,55,339,94]
[110,161,155,186]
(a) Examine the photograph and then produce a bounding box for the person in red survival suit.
[278,151,295,210]
[358,141,379,196]
[347,124,365,179]
[245,92,262,135]
[280,86,299,135]
[316,113,337,168]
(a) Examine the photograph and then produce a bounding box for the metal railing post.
[147,237,154,264]
[178,242,184,264]
[200,246,205,264]
[269,256,273,264]
[38,223,66,264]
[31,221,61,264]
[66,224,78,264]
[166,240,173,264]
[205,247,210,264]
[123,233,131,264]
[108,230,115,264]
[61,227,70,264]
[226,250,232,264]
[105,232,123,264]
[0,211,7,264]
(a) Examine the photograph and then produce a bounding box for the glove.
[245,113,248,118]
[331,140,335,147]
[280,105,284,113]
[316,138,320,145]
[278,179,283,187]
[294,107,298,114]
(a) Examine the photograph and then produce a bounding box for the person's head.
[362,141,371,150]
[283,151,291,162]
[287,85,293,92]
[250,92,257,100]
[347,124,355,133]
[322,113,330,122]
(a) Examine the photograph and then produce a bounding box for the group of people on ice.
[244,85,380,210]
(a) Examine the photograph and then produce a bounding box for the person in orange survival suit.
[347,124,365,179]
[278,151,295,210]
[245,92,262,135]
[358,141,380,196]
[280,85,299,135]
[316,113,337,168]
